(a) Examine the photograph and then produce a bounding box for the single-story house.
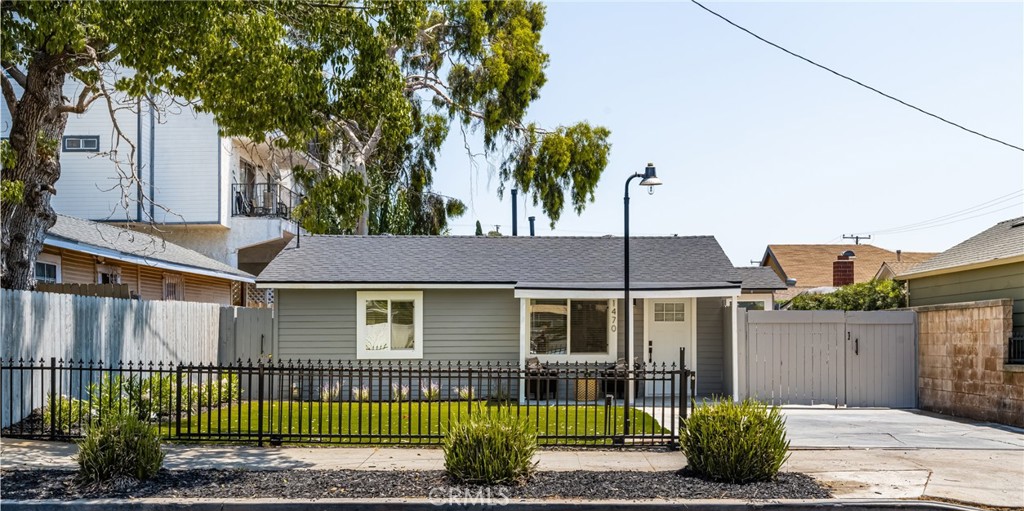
[733,267,786,310]
[898,216,1024,332]
[761,244,935,302]
[38,214,255,305]
[257,235,770,399]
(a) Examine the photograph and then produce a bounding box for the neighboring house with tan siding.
[760,244,936,302]
[38,215,254,305]
[898,216,1024,332]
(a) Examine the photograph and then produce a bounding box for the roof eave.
[898,254,1024,280]
[45,237,255,283]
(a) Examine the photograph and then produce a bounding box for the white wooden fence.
[737,309,917,408]
[1,289,273,428]
[1,289,222,363]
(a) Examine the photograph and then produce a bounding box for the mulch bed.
[1,469,831,501]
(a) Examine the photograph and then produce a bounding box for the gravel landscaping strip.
[1,469,830,501]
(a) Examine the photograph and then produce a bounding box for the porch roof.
[514,281,739,291]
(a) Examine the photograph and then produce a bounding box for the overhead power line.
[690,0,1024,152]
[869,189,1023,235]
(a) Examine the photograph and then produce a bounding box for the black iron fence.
[1009,332,1024,364]
[1,355,695,447]
[231,183,300,220]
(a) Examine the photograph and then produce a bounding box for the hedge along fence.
[1,358,693,447]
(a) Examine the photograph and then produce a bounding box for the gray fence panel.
[740,310,916,408]
[0,290,257,427]
[845,311,916,407]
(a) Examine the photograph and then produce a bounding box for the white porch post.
[519,298,528,405]
[731,297,740,402]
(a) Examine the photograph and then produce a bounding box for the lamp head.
[639,163,662,187]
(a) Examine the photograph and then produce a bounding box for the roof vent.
[842,250,856,258]
[785,278,797,287]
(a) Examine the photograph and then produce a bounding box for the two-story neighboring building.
[1,79,312,300]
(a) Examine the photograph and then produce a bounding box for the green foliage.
[475,220,484,236]
[3,0,611,277]
[76,413,165,484]
[1,139,24,205]
[43,394,89,433]
[789,279,907,311]
[680,399,790,484]
[501,122,611,226]
[293,170,367,234]
[443,406,537,484]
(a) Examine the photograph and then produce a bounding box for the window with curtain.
[530,299,613,356]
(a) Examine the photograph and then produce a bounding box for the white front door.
[645,298,693,396]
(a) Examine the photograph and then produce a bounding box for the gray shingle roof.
[900,216,1024,277]
[734,267,787,290]
[258,235,741,288]
[47,215,253,280]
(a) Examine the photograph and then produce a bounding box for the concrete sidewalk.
[3,438,1022,508]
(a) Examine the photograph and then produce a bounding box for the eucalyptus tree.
[1,0,610,290]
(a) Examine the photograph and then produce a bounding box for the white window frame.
[162,273,184,301]
[62,135,100,152]
[95,263,122,284]
[528,298,617,362]
[356,291,424,360]
[35,253,62,284]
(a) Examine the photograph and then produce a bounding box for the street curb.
[0,498,987,511]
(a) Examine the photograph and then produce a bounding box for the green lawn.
[170,400,669,445]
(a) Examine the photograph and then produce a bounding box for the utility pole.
[842,234,871,245]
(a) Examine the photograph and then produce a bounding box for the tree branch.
[362,118,384,159]
[0,73,17,117]
[1,61,27,88]
[335,119,365,150]
[57,85,100,114]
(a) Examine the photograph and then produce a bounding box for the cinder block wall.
[916,299,1024,427]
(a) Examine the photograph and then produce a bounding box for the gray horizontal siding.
[696,297,726,397]
[908,262,1024,330]
[276,288,520,363]
[277,289,356,361]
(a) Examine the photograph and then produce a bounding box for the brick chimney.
[833,252,855,286]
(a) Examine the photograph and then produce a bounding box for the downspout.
[136,99,143,222]
[148,97,156,220]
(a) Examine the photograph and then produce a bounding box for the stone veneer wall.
[916,299,1023,427]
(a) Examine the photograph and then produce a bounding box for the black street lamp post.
[623,163,662,436]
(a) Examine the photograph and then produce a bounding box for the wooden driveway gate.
[739,310,916,408]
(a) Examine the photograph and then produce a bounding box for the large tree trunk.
[1,53,69,290]
[354,156,370,235]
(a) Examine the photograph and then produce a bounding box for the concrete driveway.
[781,408,1024,449]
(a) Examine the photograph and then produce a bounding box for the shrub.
[201,373,242,405]
[443,406,537,485]
[76,413,165,484]
[456,386,476,400]
[43,394,88,433]
[391,383,410,402]
[321,382,341,402]
[351,386,371,402]
[86,374,144,421]
[421,381,441,401]
[789,279,906,311]
[680,399,790,483]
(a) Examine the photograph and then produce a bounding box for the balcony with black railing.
[231,183,300,220]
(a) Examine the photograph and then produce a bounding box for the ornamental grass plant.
[680,398,790,483]
[443,406,537,484]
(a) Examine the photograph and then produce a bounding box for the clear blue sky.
[433,1,1024,266]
